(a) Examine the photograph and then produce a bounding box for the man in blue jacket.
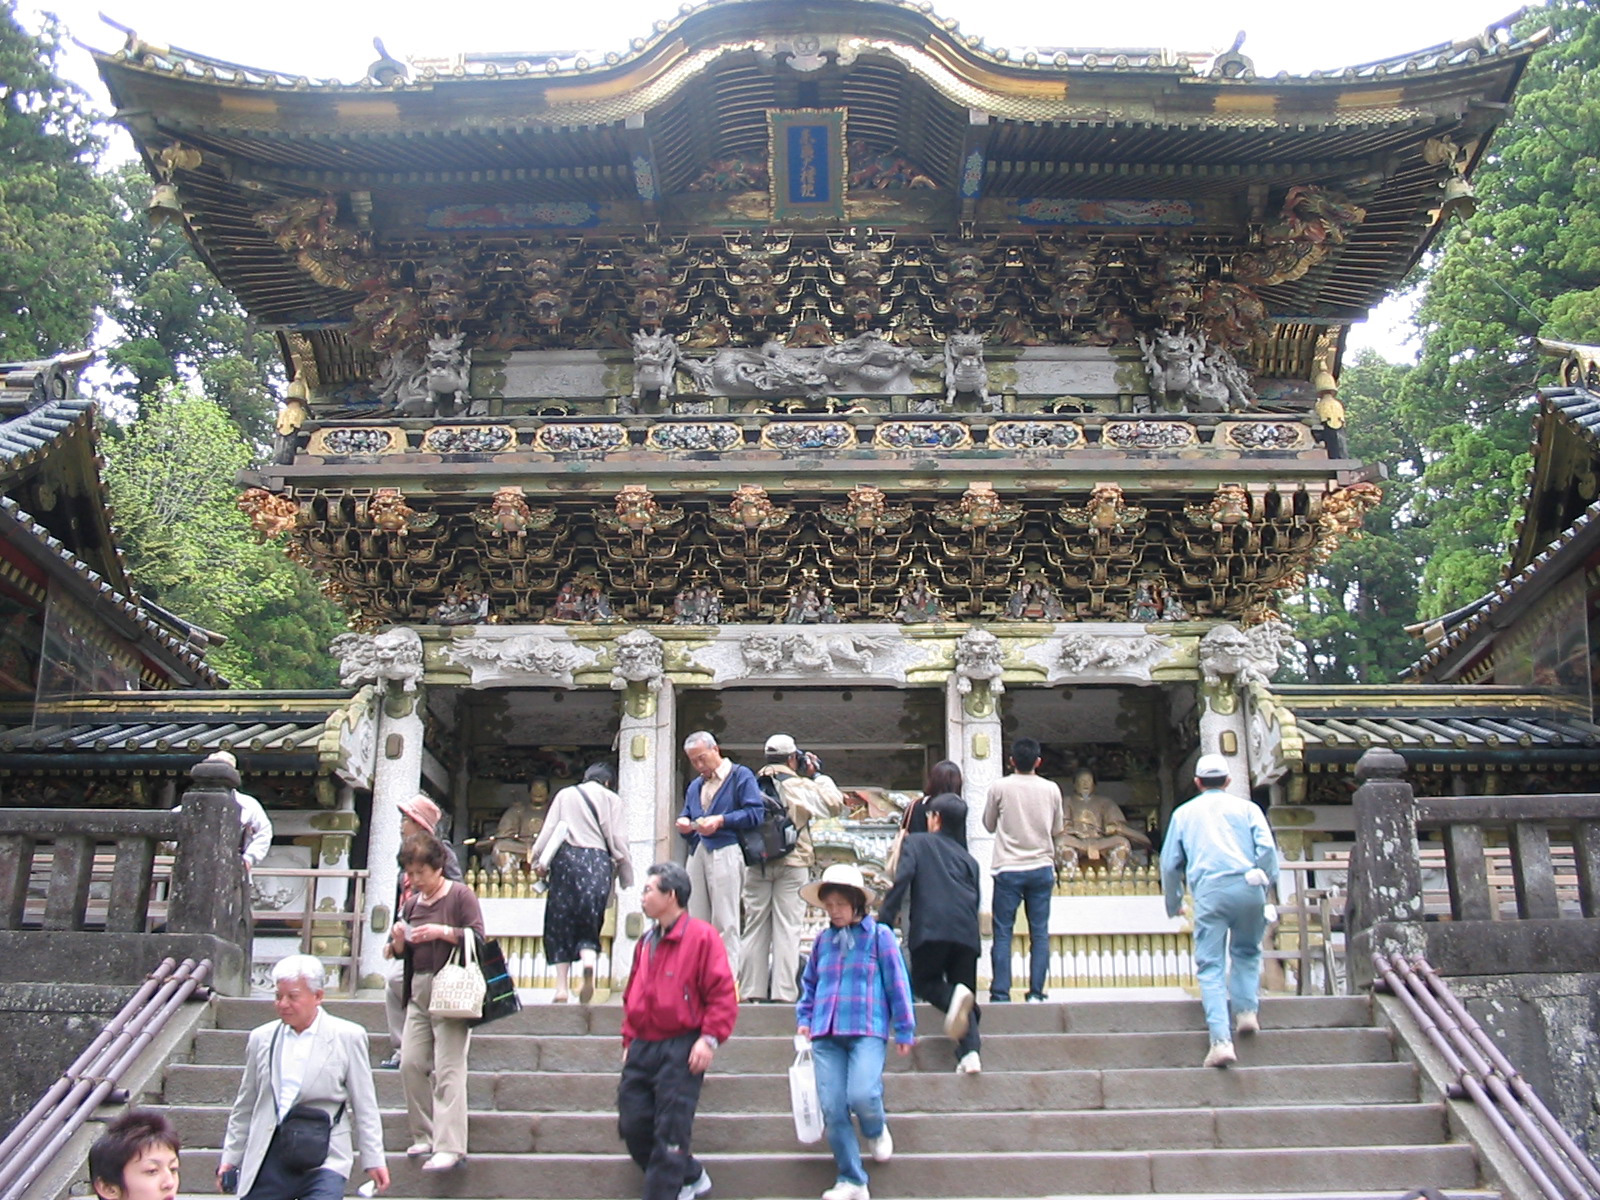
[1161,753,1279,1068]
[677,730,767,980]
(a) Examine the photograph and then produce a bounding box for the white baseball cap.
[1195,753,1231,780]
[765,733,798,756]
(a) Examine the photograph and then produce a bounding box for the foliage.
[1286,1,1600,680]
[104,163,281,443]
[102,389,346,688]
[1399,0,1600,616]
[0,1,116,358]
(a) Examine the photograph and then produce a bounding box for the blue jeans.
[810,1035,888,1186]
[1191,877,1268,1043]
[989,866,1054,1000]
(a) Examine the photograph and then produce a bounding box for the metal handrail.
[0,957,212,1200]
[1373,952,1600,1200]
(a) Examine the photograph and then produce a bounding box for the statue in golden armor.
[490,778,550,872]
[1056,768,1151,874]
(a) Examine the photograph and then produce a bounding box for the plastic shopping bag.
[789,1043,824,1144]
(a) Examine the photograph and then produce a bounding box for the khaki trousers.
[687,841,746,981]
[400,972,473,1155]
[738,859,809,1001]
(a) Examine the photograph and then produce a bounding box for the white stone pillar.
[332,626,428,988]
[948,675,1003,879]
[360,688,425,986]
[609,629,674,978]
[1196,685,1251,799]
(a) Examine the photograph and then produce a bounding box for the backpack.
[738,772,800,866]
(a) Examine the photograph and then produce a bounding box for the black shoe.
[377,1053,401,1069]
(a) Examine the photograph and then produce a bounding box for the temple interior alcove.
[442,687,623,858]
[999,683,1199,851]
[676,685,944,795]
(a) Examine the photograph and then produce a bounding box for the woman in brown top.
[388,832,484,1172]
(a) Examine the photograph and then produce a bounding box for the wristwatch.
[700,1035,720,1050]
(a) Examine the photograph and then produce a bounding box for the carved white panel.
[442,629,598,687]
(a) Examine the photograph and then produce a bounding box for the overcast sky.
[25,0,1541,361]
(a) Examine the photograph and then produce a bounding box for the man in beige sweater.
[982,737,1063,1002]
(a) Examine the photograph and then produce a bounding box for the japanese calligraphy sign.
[769,109,847,221]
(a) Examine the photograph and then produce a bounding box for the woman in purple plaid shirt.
[796,864,917,1200]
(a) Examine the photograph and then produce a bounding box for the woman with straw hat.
[795,864,916,1200]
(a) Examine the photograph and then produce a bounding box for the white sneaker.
[678,1170,712,1200]
[865,1126,894,1162]
[1203,1040,1237,1068]
[1234,1010,1260,1036]
[944,984,975,1041]
[1024,994,1046,1003]
[956,1051,982,1075]
[821,1184,870,1200]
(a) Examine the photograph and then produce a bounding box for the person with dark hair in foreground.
[89,1110,181,1200]
[879,793,984,1073]
[618,862,739,1200]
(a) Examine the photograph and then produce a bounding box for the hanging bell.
[1439,174,1478,224]
[147,181,183,227]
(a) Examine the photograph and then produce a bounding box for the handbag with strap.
[429,929,486,1019]
[472,933,522,1027]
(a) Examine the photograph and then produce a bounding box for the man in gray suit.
[218,955,389,1200]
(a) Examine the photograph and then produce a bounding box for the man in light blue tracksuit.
[1161,753,1278,1069]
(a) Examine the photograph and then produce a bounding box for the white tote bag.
[788,1044,824,1144]
[428,930,486,1019]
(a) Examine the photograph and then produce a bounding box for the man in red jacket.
[619,861,739,1200]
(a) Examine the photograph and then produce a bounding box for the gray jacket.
[222,1010,386,1195]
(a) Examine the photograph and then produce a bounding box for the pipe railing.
[0,956,212,1200]
[1373,951,1600,1200]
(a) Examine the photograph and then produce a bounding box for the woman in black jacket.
[877,793,983,1074]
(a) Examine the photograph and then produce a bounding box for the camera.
[799,750,823,777]
[221,1167,240,1193]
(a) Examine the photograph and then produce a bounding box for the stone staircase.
[146,994,1499,1200]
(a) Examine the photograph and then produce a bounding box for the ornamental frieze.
[422,424,515,454]
[534,423,629,453]
[1217,422,1313,451]
[872,421,972,451]
[759,421,855,451]
[988,420,1084,451]
[644,423,743,452]
[1102,420,1198,449]
[443,631,592,685]
[308,427,403,456]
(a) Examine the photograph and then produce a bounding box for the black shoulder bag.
[270,1025,345,1172]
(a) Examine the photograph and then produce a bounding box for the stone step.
[187,1026,1394,1074]
[161,1101,1449,1156]
[171,1143,1482,1197]
[160,1061,1423,1113]
[206,995,1373,1037]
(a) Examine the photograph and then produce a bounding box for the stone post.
[949,669,1003,880]
[611,629,672,979]
[331,627,427,988]
[1346,746,1425,988]
[1196,622,1288,799]
[168,760,252,952]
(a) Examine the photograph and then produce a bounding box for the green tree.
[104,163,281,443]
[0,1,116,357]
[102,388,347,688]
[1282,353,1429,682]
[1398,0,1600,617]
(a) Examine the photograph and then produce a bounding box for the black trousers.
[241,1128,347,1200]
[617,1032,706,1200]
[911,940,982,1058]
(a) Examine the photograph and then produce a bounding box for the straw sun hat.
[800,862,876,910]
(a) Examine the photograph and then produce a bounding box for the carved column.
[333,627,428,987]
[611,630,672,978]
[1196,622,1289,799]
[949,679,1003,882]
